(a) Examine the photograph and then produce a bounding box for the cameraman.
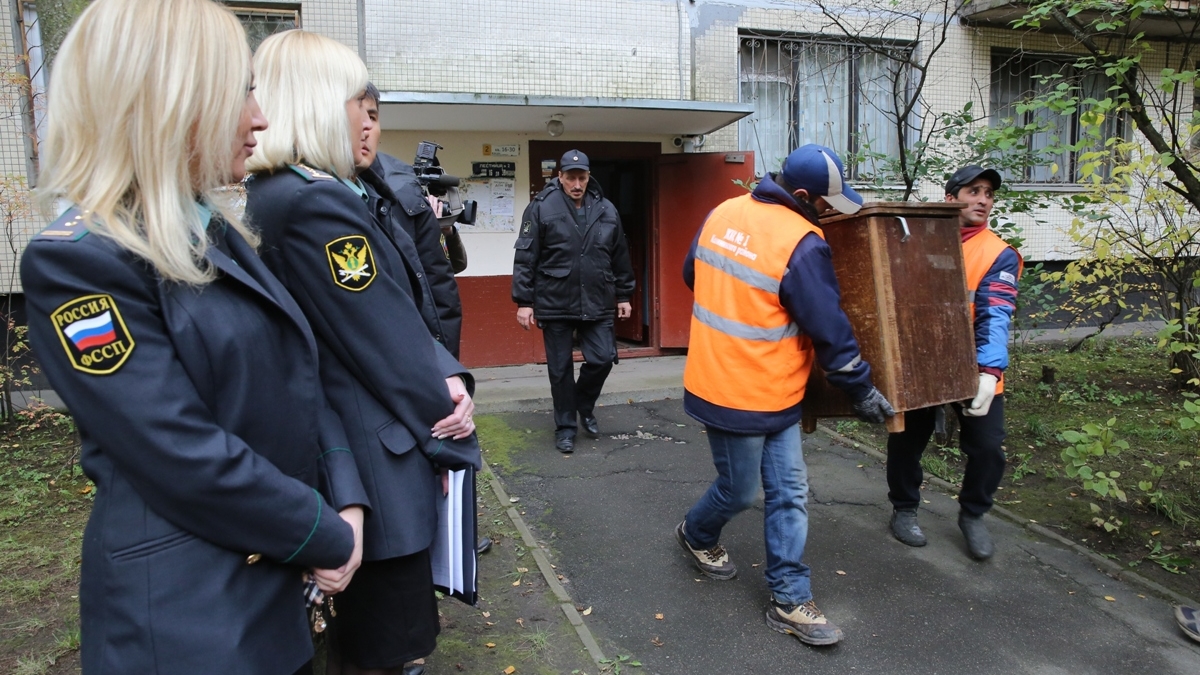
[359,84,464,358]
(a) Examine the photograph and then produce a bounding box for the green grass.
[0,404,88,673]
[475,415,539,472]
[832,337,1200,598]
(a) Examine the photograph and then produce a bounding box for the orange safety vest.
[962,229,1024,394]
[684,194,820,412]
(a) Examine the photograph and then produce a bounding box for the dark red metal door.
[655,151,756,348]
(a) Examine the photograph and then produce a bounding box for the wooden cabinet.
[801,202,977,433]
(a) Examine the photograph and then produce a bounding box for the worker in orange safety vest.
[674,144,895,648]
[885,165,1023,562]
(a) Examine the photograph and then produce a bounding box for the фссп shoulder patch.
[51,294,135,374]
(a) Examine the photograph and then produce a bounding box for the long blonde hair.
[37,0,257,285]
[246,30,368,179]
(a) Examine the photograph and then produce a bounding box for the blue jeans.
[683,424,812,606]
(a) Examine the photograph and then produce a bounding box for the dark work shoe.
[890,509,927,547]
[581,414,600,438]
[958,512,994,560]
[766,599,844,646]
[477,537,493,555]
[674,521,736,580]
[555,430,575,454]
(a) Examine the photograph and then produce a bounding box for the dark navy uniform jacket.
[512,177,636,322]
[369,153,465,357]
[20,208,367,674]
[245,166,481,562]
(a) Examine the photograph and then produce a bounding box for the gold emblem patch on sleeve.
[325,235,376,291]
[50,294,135,375]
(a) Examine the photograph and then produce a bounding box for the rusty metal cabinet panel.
[802,202,977,433]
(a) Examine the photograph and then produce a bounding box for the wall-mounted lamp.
[546,114,565,137]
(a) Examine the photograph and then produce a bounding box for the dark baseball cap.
[559,150,589,172]
[780,144,863,215]
[945,165,1001,196]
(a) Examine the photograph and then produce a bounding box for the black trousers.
[886,396,1007,518]
[541,318,616,432]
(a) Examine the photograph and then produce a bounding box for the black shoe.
[403,665,425,675]
[477,536,493,555]
[890,509,927,547]
[555,430,575,453]
[581,415,599,437]
[958,512,994,560]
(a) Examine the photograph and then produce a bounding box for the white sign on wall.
[482,144,520,157]
[460,178,515,232]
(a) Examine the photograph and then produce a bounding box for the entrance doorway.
[523,141,755,361]
[528,141,658,350]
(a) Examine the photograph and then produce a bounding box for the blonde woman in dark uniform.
[21,2,367,673]
[244,30,481,675]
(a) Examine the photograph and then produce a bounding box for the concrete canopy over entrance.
[376,92,752,135]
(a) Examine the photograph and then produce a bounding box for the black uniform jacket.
[245,166,481,561]
[20,209,366,675]
[370,153,464,357]
[511,177,636,321]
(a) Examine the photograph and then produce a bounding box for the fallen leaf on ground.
[511,580,520,586]
[836,570,847,576]
[516,618,524,627]
[651,636,664,646]
[485,642,496,648]
[582,606,593,616]
[1104,596,1116,602]
[482,611,491,618]
[509,497,520,503]
[517,567,528,573]
[655,613,664,620]
[504,667,516,674]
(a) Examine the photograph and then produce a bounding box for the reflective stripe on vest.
[684,194,821,413]
[963,229,1024,394]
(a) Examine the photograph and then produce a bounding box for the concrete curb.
[813,424,1200,609]
[480,460,608,667]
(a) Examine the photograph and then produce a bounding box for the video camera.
[413,141,477,225]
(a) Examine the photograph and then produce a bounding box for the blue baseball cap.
[780,144,863,215]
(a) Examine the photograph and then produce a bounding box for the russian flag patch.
[51,294,135,374]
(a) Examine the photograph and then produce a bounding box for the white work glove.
[963,373,999,417]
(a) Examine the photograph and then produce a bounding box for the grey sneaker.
[766,599,844,646]
[958,512,994,560]
[674,521,736,580]
[890,509,927,547]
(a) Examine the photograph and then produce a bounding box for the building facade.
[0,0,1189,367]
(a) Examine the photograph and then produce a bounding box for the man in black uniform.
[512,150,636,453]
[356,84,463,358]
[350,85,463,357]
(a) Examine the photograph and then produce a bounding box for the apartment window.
[990,50,1126,183]
[229,6,299,51]
[738,34,913,180]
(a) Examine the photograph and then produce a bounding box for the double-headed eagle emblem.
[325,235,376,291]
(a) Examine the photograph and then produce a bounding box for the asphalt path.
[490,398,1200,675]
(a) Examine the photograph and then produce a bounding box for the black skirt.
[327,549,440,669]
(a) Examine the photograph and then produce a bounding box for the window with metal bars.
[227,6,300,51]
[989,50,1127,183]
[738,33,914,181]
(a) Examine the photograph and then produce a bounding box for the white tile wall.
[0,0,1187,284]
